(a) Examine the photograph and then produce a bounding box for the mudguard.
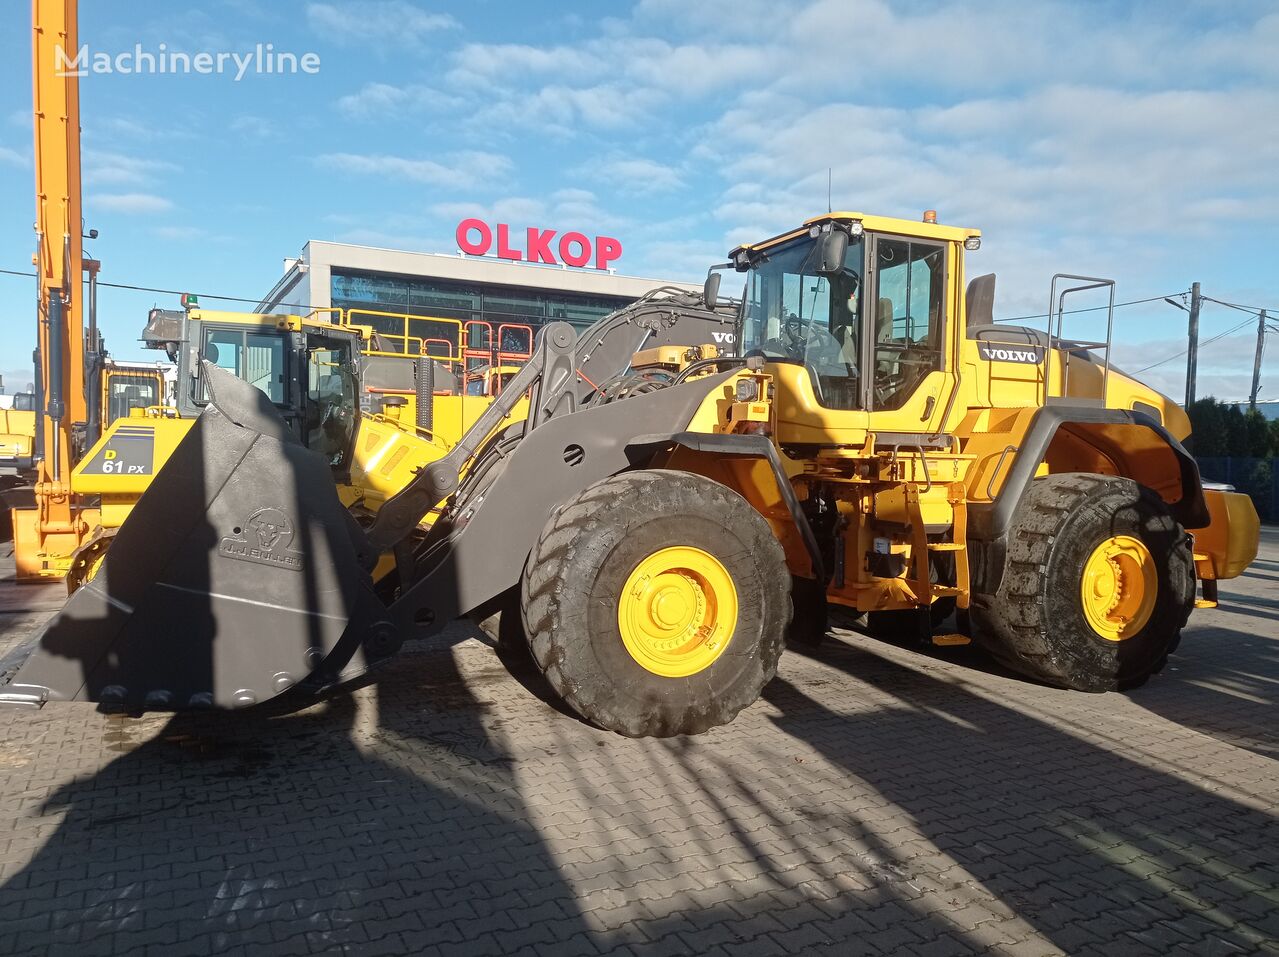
[0,363,394,710]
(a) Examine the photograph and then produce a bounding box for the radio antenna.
[827,168,832,213]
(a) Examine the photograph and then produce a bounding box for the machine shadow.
[1124,568,1279,758]
[0,637,590,955]
[765,638,1279,954]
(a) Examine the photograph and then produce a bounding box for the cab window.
[105,373,159,425]
[199,327,287,404]
[741,233,865,411]
[871,238,945,410]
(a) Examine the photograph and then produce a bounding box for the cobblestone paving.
[0,531,1276,956]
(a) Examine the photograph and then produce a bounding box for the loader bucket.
[0,363,397,711]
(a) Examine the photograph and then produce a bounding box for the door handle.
[921,395,936,420]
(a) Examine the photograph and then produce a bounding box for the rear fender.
[968,405,1210,596]
[969,406,1209,542]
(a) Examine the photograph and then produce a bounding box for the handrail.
[1046,274,1115,403]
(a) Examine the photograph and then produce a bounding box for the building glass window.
[330,269,634,358]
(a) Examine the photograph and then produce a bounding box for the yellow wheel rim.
[618,546,738,678]
[1080,535,1157,641]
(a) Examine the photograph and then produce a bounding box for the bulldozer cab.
[735,215,958,439]
[101,366,166,426]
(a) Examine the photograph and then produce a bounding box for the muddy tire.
[521,469,790,737]
[971,473,1194,692]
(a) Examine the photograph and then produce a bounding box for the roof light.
[964,236,981,251]
[848,220,864,237]
[180,293,199,309]
[923,210,938,224]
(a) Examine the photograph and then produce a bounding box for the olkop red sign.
[455,219,622,271]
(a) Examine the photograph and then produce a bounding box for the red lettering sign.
[454,220,622,270]
[526,227,557,264]
[558,232,591,268]
[455,218,491,256]
[595,236,622,271]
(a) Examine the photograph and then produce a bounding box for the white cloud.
[0,145,28,167]
[93,193,175,214]
[83,150,178,187]
[229,115,277,138]
[428,189,618,232]
[316,151,512,189]
[581,157,685,195]
[306,1,456,45]
[335,82,457,119]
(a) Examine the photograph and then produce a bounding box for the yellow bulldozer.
[1,211,1259,737]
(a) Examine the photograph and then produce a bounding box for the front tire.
[521,470,791,737]
[971,473,1194,692]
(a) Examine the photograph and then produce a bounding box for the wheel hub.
[1080,535,1157,641]
[618,546,738,677]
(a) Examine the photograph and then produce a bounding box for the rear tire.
[521,469,790,737]
[971,473,1194,692]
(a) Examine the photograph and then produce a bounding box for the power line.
[994,293,1183,323]
[1201,294,1279,317]
[1132,316,1257,374]
[0,266,298,308]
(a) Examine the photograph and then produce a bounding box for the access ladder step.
[931,633,971,647]
[927,543,966,552]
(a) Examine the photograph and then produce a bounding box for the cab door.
[864,234,954,437]
[302,334,359,481]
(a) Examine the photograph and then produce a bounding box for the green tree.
[1222,403,1248,456]
[1269,417,1279,457]
[1242,408,1272,457]
[1186,398,1227,456]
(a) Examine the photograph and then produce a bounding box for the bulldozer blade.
[0,363,397,711]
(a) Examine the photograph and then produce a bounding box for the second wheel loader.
[1,211,1259,737]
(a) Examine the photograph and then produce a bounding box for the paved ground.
[0,532,1276,956]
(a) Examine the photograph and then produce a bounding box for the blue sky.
[1,0,1277,402]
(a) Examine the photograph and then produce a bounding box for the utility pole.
[1251,308,1267,411]
[1185,281,1201,407]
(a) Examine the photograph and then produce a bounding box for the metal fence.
[1196,456,1278,523]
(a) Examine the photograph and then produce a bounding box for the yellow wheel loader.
[26,304,508,588]
[1,214,1259,737]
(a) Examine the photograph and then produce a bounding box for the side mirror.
[703,270,722,307]
[814,228,849,275]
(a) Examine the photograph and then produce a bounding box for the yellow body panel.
[0,408,36,465]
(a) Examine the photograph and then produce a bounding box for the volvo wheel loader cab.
[3,218,1259,739]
